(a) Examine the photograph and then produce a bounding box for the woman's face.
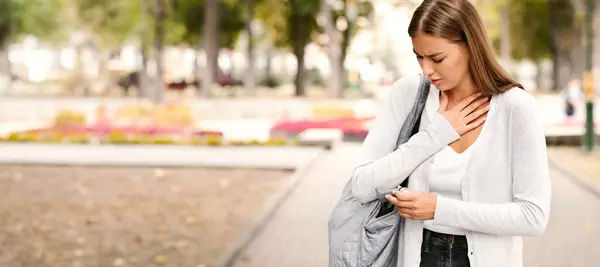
[411,33,471,91]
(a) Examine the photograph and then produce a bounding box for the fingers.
[464,114,487,132]
[385,194,402,206]
[397,208,414,219]
[464,103,490,123]
[455,92,482,111]
[393,190,415,201]
[385,192,414,209]
[461,96,490,116]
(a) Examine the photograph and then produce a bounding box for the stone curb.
[0,143,323,170]
[212,148,327,267]
[547,154,600,199]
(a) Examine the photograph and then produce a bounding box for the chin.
[436,85,453,91]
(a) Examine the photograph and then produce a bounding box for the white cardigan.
[351,73,551,267]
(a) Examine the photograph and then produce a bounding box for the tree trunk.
[294,50,306,97]
[0,48,11,96]
[549,1,571,91]
[153,0,166,103]
[0,0,13,95]
[568,0,586,78]
[73,43,87,96]
[265,45,273,81]
[245,0,255,96]
[291,14,309,97]
[594,0,600,95]
[203,0,220,98]
[194,44,201,91]
[552,47,571,91]
[569,26,585,78]
[138,0,150,99]
[137,47,149,98]
[322,0,343,98]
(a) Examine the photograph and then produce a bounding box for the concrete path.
[229,143,600,267]
[523,163,600,267]
[231,144,359,267]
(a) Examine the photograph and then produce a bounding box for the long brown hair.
[408,0,523,95]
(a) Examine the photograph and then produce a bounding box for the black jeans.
[419,229,470,267]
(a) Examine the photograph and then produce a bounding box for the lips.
[430,78,442,86]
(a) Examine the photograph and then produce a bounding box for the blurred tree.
[483,0,583,91]
[258,0,320,96]
[318,0,374,98]
[152,0,167,102]
[74,0,144,96]
[75,0,142,47]
[0,0,65,93]
[203,0,219,97]
[245,0,257,96]
[170,0,245,97]
[171,0,245,48]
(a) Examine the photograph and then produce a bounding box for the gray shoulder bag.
[328,74,431,267]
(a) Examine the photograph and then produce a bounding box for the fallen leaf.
[35,249,44,259]
[114,257,125,266]
[134,234,143,244]
[154,168,165,178]
[585,221,593,233]
[155,254,166,263]
[219,179,231,188]
[78,186,90,196]
[73,249,84,257]
[85,216,98,225]
[186,216,196,225]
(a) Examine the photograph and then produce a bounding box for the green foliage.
[506,0,553,60]
[170,0,245,48]
[257,0,320,49]
[481,0,554,61]
[0,0,66,45]
[0,1,15,44]
[75,0,143,48]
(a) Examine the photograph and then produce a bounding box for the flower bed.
[270,117,373,136]
[0,126,298,147]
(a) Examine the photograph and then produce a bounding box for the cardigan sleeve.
[351,76,460,203]
[432,92,551,236]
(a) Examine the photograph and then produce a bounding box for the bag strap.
[395,74,431,148]
[373,74,431,206]
[397,74,431,188]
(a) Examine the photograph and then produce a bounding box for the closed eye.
[432,58,445,63]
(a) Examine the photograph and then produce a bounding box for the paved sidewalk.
[546,146,600,196]
[231,143,361,267]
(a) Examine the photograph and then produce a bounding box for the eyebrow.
[413,50,444,57]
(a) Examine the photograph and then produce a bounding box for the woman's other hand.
[385,189,438,220]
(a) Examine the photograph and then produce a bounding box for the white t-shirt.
[422,92,496,235]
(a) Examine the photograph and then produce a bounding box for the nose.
[421,61,435,77]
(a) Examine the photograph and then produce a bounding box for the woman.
[350,0,551,267]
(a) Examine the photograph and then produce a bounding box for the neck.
[445,77,478,106]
